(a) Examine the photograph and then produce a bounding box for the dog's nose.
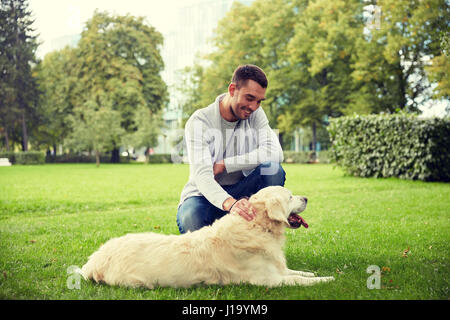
[303,197,308,204]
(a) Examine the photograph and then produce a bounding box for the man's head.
[231,64,268,90]
[228,65,267,121]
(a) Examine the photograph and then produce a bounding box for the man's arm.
[185,115,256,220]
[185,117,231,210]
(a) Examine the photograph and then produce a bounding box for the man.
[177,64,285,234]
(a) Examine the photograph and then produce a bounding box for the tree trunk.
[21,111,28,151]
[145,147,149,164]
[396,60,407,110]
[111,147,120,163]
[311,121,317,163]
[4,122,10,151]
[95,150,100,167]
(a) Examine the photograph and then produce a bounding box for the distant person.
[177,64,285,234]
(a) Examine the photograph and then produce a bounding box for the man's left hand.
[213,160,226,176]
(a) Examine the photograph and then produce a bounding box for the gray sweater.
[178,93,284,210]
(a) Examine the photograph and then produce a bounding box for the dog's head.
[250,186,308,229]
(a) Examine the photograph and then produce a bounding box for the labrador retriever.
[81,186,334,288]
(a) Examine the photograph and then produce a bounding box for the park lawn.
[0,163,448,300]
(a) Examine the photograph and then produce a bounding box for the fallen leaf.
[402,247,410,258]
[30,240,37,244]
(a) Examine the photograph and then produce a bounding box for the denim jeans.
[176,162,286,234]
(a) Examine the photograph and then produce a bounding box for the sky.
[29,0,203,58]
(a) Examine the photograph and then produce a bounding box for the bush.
[45,154,130,163]
[0,151,45,165]
[283,151,330,164]
[327,114,450,181]
[0,152,16,164]
[147,154,172,163]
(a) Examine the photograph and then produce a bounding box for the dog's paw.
[321,276,335,282]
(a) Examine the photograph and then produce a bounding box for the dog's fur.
[81,186,334,288]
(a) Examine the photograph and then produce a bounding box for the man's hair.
[231,64,268,89]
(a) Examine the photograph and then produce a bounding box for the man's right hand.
[223,197,256,221]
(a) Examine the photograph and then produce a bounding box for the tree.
[175,64,205,126]
[426,31,450,100]
[178,0,448,154]
[180,0,299,127]
[0,0,39,151]
[123,106,164,163]
[66,104,125,167]
[285,0,366,155]
[65,11,168,163]
[34,47,77,154]
[352,0,449,112]
[179,0,364,151]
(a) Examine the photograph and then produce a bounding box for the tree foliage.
[178,0,449,151]
[34,47,77,152]
[0,0,39,151]
[353,0,449,113]
[34,11,168,164]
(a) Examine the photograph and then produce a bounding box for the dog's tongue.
[288,213,309,229]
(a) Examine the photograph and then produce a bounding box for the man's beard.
[229,105,240,121]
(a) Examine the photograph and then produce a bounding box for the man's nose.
[249,102,259,111]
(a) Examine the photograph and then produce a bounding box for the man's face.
[229,80,266,120]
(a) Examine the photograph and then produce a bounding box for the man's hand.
[213,160,226,176]
[223,197,256,221]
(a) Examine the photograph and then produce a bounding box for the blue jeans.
[176,162,286,234]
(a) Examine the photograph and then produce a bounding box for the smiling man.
[177,64,285,234]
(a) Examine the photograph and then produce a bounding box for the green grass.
[0,163,448,300]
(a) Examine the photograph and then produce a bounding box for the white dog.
[81,186,334,288]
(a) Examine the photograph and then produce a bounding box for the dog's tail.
[80,261,92,281]
[80,251,107,283]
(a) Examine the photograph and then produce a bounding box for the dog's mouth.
[288,213,309,229]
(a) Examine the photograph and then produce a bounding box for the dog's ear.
[265,196,289,225]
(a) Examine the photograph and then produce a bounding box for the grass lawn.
[0,163,448,300]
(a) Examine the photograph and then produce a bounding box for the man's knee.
[256,161,286,187]
[177,197,226,234]
[177,204,201,234]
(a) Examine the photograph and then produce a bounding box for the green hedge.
[283,151,330,164]
[147,154,173,163]
[0,151,45,165]
[327,114,450,181]
[45,154,130,163]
